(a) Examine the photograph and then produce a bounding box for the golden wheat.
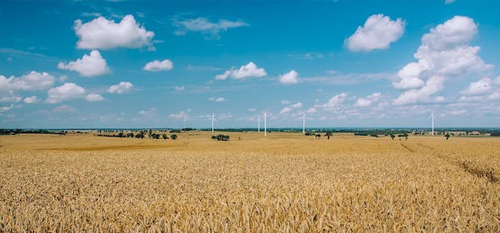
[1,133,499,232]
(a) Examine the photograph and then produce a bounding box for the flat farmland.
[1,133,499,232]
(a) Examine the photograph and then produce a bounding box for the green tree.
[324,132,333,140]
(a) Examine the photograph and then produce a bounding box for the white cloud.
[460,78,492,96]
[209,97,225,102]
[355,92,381,107]
[0,104,14,112]
[0,91,21,103]
[494,76,500,85]
[280,107,293,115]
[394,76,445,105]
[215,62,266,80]
[215,70,232,80]
[458,95,484,103]
[307,107,317,114]
[0,71,55,92]
[445,0,456,5]
[46,83,86,104]
[174,86,185,91]
[393,16,492,105]
[421,16,478,51]
[488,92,500,100]
[279,70,299,84]
[143,59,173,72]
[58,50,109,77]
[291,102,303,108]
[279,102,302,115]
[108,82,133,94]
[85,93,104,102]
[247,108,256,112]
[288,53,324,60]
[457,75,500,102]
[174,17,248,39]
[281,100,291,105]
[139,107,156,116]
[345,14,405,52]
[231,62,267,79]
[74,15,155,50]
[321,93,348,110]
[23,96,39,104]
[169,110,189,121]
[392,62,427,90]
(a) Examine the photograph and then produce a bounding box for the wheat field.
[1,133,499,232]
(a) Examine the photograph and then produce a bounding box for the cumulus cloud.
[393,16,492,105]
[320,93,348,111]
[143,59,173,72]
[280,107,293,115]
[345,14,405,52]
[0,71,55,92]
[307,107,317,114]
[279,70,299,84]
[394,76,445,105]
[108,82,134,94]
[0,91,21,103]
[46,83,86,104]
[174,86,185,91]
[460,78,492,96]
[488,92,500,100]
[169,110,189,121]
[445,0,456,4]
[457,76,500,102]
[174,17,248,39]
[139,107,157,116]
[215,62,267,80]
[280,102,303,115]
[23,96,39,104]
[58,50,109,77]
[85,93,104,102]
[291,102,303,108]
[74,15,155,50]
[209,97,225,102]
[355,92,381,107]
[0,104,14,113]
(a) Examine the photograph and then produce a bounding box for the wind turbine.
[302,113,306,135]
[264,112,267,136]
[210,113,216,133]
[258,115,261,132]
[429,110,435,136]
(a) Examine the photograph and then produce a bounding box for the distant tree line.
[212,134,230,141]
[0,129,66,135]
[96,131,177,140]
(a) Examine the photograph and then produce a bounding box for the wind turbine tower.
[302,114,306,135]
[211,113,216,133]
[264,113,267,136]
[258,115,261,132]
[429,110,435,136]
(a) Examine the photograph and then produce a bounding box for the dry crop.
[1,133,499,232]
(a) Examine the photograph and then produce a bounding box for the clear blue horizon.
[1,0,499,128]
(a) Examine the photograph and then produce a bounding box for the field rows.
[1,134,499,232]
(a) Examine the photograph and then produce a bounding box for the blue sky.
[1,0,500,129]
